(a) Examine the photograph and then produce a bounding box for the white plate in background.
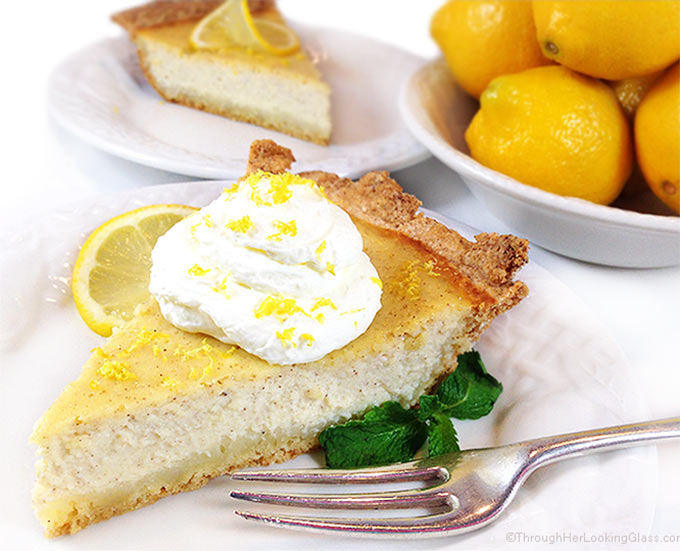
[400,58,680,268]
[47,27,430,180]
[0,181,655,550]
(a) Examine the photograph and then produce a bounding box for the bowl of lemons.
[401,0,680,267]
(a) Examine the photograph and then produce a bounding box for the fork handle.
[520,417,680,472]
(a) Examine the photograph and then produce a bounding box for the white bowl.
[400,58,680,268]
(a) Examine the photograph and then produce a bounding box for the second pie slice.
[112,0,332,145]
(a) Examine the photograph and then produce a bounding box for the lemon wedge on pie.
[190,0,300,55]
[72,204,197,337]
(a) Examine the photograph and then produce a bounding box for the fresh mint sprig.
[318,350,502,468]
[318,401,427,469]
[435,350,503,419]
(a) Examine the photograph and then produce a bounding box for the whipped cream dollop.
[149,171,383,365]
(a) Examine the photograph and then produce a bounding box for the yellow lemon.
[431,0,550,99]
[635,64,680,214]
[190,0,299,56]
[465,65,632,205]
[72,204,197,336]
[610,70,664,118]
[533,1,680,80]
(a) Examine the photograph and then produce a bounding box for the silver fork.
[230,417,680,537]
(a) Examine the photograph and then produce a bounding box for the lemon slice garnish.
[72,204,197,336]
[245,18,300,56]
[190,0,300,56]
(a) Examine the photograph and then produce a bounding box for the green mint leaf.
[318,401,427,469]
[417,395,460,457]
[362,400,414,423]
[426,411,460,457]
[437,350,503,419]
[417,394,443,421]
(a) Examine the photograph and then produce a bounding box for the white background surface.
[1,0,678,548]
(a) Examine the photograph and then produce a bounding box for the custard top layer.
[136,21,324,81]
[31,218,472,441]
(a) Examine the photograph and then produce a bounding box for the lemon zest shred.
[175,338,217,371]
[188,366,201,380]
[392,260,421,300]
[276,327,297,348]
[93,329,170,362]
[91,347,109,359]
[422,259,441,277]
[89,379,101,390]
[188,364,217,382]
[223,182,240,196]
[326,262,336,275]
[315,240,326,261]
[212,276,230,297]
[98,359,137,381]
[371,276,383,289]
[226,215,254,234]
[311,298,337,311]
[202,214,216,228]
[244,170,319,207]
[300,333,314,347]
[121,329,170,356]
[218,346,236,359]
[316,185,329,200]
[188,264,211,276]
[173,344,229,380]
[255,296,308,320]
[267,219,297,241]
[268,174,296,205]
[152,344,168,362]
[341,308,365,316]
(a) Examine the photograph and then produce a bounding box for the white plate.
[400,58,680,268]
[47,27,429,180]
[0,182,655,550]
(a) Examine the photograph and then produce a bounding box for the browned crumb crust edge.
[247,139,529,312]
[112,0,275,32]
[45,436,317,537]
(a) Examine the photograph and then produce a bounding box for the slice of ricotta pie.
[112,0,332,145]
[31,140,529,537]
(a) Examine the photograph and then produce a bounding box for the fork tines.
[231,460,446,484]
[230,461,456,536]
[233,509,461,536]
